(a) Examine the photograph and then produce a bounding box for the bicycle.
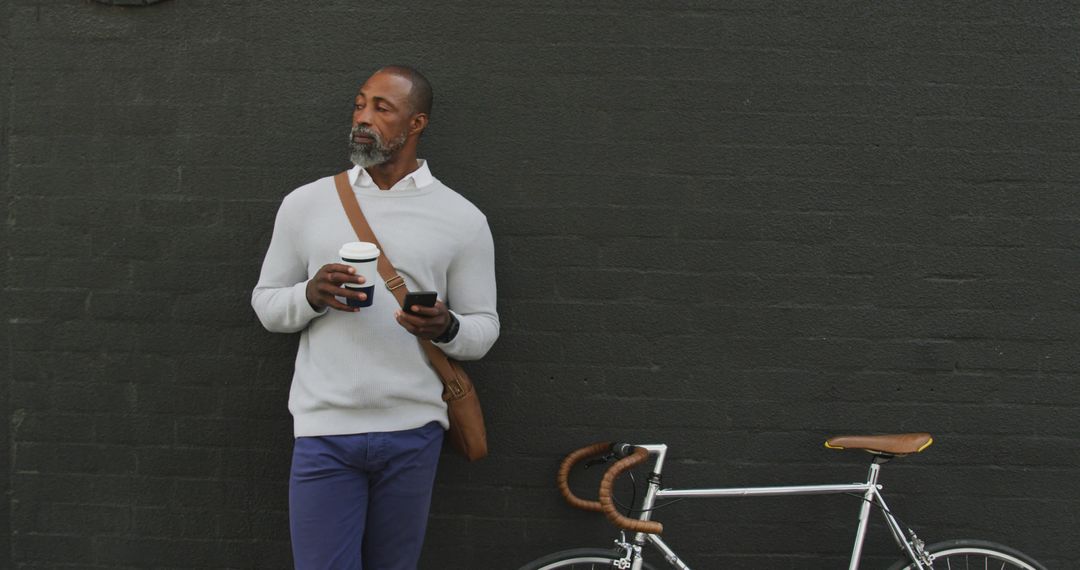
[518,433,1047,570]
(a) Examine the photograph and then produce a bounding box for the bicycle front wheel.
[517,547,659,570]
[888,539,1047,570]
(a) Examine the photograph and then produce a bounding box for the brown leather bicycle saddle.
[824,433,933,456]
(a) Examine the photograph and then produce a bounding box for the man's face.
[349,71,416,168]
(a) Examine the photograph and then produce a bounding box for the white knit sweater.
[251,167,499,437]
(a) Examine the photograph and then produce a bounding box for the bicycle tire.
[517,547,659,570]
[887,539,1048,570]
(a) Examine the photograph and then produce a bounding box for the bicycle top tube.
[628,441,891,500]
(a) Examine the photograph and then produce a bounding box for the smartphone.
[402,291,438,315]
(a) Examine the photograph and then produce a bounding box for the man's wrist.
[304,282,323,312]
[433,313,460,344]
[304,279,316,308]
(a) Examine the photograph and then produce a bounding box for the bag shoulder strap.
[332,171,459,383]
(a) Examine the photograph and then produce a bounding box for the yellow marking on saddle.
[917,436,934,452]
[823,441,844,450]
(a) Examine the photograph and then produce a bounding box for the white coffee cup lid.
[340,241,380,260]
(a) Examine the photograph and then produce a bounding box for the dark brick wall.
[3,1,1079,568]
[1,0,11,565]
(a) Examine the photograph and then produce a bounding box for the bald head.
[375,65,433,117]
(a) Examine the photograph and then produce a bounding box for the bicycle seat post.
[847,457,889,570]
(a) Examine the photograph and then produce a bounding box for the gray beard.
[349,126,407,168]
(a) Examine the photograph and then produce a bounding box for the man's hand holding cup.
[305,264,367,312]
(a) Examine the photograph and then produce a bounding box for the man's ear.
[409,113,429,137]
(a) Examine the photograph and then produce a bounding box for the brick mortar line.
[1,0,15,565]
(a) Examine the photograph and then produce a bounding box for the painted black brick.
[3,1,1080,569]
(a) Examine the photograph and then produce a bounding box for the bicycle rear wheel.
[517,547,659,570]
[888,539,1047,570]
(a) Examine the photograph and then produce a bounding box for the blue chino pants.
[289,422,444,570]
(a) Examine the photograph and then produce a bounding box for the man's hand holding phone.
[395,291,456,341]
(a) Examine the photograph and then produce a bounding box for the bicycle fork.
[614,533,690,570]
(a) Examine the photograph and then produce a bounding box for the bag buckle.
[447,378,465,398]
[385,275,405,291]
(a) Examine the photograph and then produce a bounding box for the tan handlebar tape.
[557,442,611,512]
[598,447,663,535]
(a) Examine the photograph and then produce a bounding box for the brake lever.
[584,453,616,469]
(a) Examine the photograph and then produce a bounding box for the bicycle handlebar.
[557,442,664,535]
[598,447,664,535]
[557,441,610,512]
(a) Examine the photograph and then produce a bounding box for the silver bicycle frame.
[624,445,926,570]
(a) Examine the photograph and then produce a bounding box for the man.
[251,66,499,569]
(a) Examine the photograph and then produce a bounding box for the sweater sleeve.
[251,195,328,333]
[435,217,500,360]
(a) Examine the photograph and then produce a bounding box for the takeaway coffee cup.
[339,241,380,308]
